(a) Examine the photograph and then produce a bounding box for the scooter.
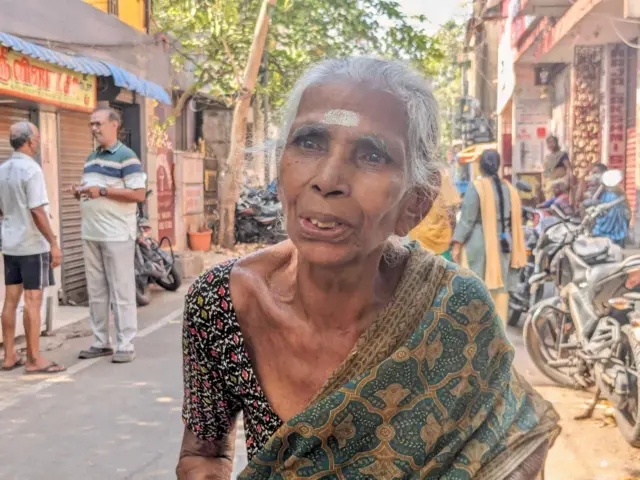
[524,197,640,447]
[235,185,286,244]
[134,190,181,306]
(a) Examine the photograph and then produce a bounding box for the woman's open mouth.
[300,216,349,240]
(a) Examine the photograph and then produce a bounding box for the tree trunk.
[253,94,266,186]
[217,0,276,247]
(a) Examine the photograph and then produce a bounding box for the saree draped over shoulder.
[239,247,560,480]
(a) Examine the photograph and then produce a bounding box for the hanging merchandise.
[572,46,602,181]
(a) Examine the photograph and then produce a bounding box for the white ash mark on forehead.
[321,109,360,128]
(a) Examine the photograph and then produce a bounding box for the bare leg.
[1,284,23,368]
[22,289,64,372]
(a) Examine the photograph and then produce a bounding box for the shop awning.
[534,0,640,64]
[0,32,171,104]
[516,0,572,17]
[457,143,497,164]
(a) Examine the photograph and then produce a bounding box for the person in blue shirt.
[590,169,630,246]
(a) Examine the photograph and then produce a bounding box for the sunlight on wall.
[83,0,146,32]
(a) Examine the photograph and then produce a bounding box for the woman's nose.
[311,152,351,197]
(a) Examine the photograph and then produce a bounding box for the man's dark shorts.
[3,253,55,290]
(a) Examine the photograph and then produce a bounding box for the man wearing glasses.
[73,106,146,363]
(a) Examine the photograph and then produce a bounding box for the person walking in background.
[0,122,65,374]
[408,167,460,261]
[543,135,572,202]
[74,106,146,364]
[451,150,526,320]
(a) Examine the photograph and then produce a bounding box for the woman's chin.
[294,242,358,267]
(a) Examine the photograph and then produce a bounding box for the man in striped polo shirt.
[75,106,146,363]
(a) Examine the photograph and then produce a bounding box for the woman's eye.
[293,137,321,151]
[361,151,388,165]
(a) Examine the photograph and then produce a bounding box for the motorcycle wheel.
[136,278,150,307]
[523,310,583,389]
[156,264,182,291]
[615,325,640,447]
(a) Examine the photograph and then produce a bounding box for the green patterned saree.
[239,248,560,479]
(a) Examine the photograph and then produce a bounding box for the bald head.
[10,121,40,157]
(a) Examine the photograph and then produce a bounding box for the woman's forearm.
[176,427,236,480]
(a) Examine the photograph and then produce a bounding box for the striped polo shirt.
[80,141,147,242]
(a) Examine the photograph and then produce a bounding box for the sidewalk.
[0,248,235,407]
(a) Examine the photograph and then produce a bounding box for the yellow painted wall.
[84,0,108,12]
[83,0,146,32]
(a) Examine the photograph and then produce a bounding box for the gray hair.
[277,57,443,195]
[92,105,121,126]
[9,121,35,150]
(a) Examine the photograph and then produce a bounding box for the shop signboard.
[514,97,549,173]
[608,44,627,170]
[156,148,175,243]
[0,46,96,112]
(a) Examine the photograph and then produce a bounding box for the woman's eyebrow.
[355,134,391,157]
[290,123,329,139]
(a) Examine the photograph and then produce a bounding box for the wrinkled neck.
[293,246,402,330]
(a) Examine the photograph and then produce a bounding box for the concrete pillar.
[174,151,205,251]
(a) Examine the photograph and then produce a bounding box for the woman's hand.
[451,242,462,264]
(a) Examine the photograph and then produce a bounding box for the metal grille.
[59,111,93,305]
[108,0,118,15]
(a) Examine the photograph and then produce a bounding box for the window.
[108,0,118,15]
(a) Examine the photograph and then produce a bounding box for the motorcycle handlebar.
[584,195,626,222]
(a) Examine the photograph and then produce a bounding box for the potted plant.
[187,223,213,252]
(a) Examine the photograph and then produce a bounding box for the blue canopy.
[0,32,171,105]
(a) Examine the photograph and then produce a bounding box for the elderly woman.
[451,150,526,321]
[178,57,559,480]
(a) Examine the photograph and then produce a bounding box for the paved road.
[0,285,638,479]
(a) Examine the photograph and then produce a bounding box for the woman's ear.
[395,171,442,237]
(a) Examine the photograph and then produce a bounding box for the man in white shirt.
[0,121,65,374]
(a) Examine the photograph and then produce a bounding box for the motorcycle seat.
[573,237,611,259]
[586,262,623,285]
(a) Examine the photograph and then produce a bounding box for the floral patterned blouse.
[181,260,282,459]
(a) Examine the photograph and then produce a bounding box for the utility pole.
[217,0,277,247]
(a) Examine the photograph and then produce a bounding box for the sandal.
[1,357,26,372]
[24,362,66,375]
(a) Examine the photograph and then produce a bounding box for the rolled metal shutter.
[59,111,93,304]
[0,107,31,162]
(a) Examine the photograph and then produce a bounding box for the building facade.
[496,0,640,220]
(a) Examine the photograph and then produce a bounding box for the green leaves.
[152,0,447,111]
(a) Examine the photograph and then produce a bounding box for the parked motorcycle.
[507,181,558,326]
[235,184,286,244]
[523,197,640,446]
[135,190,181,306]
